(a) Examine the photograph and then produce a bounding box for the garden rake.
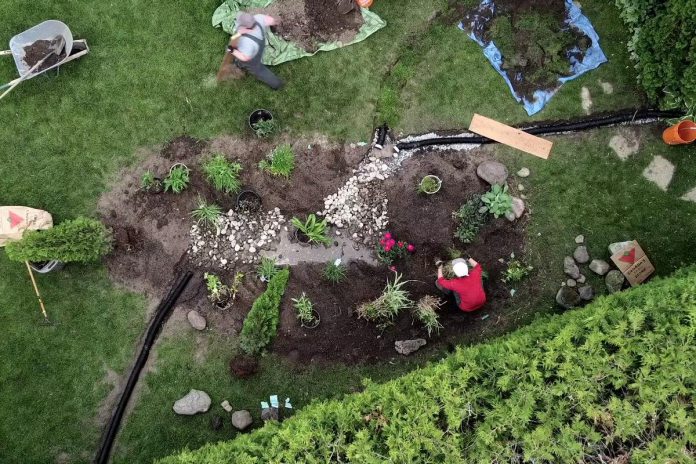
[24,261,51,324]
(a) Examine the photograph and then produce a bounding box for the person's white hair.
[236,12,255,29]
[452,258,469,277]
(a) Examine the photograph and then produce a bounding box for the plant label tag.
[610,240,655,287]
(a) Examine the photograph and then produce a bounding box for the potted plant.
[292,292,320,329]
[4,217,113,273]
[141,170,164,194]
[204,272,232,309]
[249,109,276,138]
[290,214,332,246]
[418,175,442,195]
[236,190,262,213]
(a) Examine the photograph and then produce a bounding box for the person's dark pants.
[237,60,283,90]
[436,280,462,307]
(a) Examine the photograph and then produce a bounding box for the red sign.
[9,211,23,228]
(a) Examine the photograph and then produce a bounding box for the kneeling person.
[436,258,486,312]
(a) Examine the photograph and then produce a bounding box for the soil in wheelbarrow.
[23,38,67,72]
[248,0,364,52]
[456,0,591,99]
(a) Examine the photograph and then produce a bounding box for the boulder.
[575,235,584,244]
[395,339,426,355]
[573,246,590,264]
[609,241,633,255]
[476,161,508,185]
[231,410,253,430]
[516,167,530,178]
[578,285,595,301]
[173,389,211,415]
[556,287,581,309]
[606,270,625,293]
[511,197,525,219]
[589,259,610,276]
[563,256,581,280]
[187,310,206,331]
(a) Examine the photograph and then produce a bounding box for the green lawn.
[1,0,694,463]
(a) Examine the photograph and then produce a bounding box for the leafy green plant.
[252,118,277,138]
[141,171,155,190]
[191,198,222,229]
[202,153,243,194]
[481,184,513,218]
[447,247,463,260]
[5,217,112,264]
[238,269,290,355]
[259,144,295,178]
[453,195,488,243]
[417,175,441,194]
[230,272,245,303]
[292,293,317,326]
[163,164,190,193]
[323,259,347,284]
[502,257,533,283]
[257,257,279,282]
[412,295,443,337]
[356,273,413,328]
[204,272,230,303]
[291,214,332,246]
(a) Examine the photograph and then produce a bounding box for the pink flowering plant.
[376,232,415,265]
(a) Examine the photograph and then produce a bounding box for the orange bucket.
[662,120,696,145]
[356,0,373,7]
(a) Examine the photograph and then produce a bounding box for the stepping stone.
[681,186,696,203]
[609,130,639,161]
[642,156,674,191]
[581,87,592,115]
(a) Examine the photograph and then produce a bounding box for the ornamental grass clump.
[259,144,295,178]
[412,295,443,337]
[256,257,279,282]
[5,217,112,264]
[376,232,415,266]
[323,259,347,284]
[202,153,243,194]
[356,273,413,328]
[292,293,318,327]
[191,197,222,230]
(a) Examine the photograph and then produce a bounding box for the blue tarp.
[459,0,607,115]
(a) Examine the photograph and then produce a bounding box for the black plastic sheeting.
[396,109,683,151]
[95,271,193,464]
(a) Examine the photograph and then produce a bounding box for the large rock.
[511,197,525,219]
[563,256,581,280]
[231,410,253,430]
[556,287,581,309]
[578,285,595,301]
[173,389,211,415]
[395,339,426,355]
[476,161,508,185]
[606,270,625,293]
[609,241,633,255]
[589,259,610,276]
[187,310,206,331]
[573,246,590,264]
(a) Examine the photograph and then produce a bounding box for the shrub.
[356,273,413,328]
[256,257,279,282]
[291,214,332,246]
[190,198,222,229]
[238,269,290,355]
[412,295,443,337]
[292,293,316,325]
[259,144,295,178]
[161,267,696,463]
[615,0,696,109]
[453,195,488,243]
[202,153,243,194]
[323,259,347,284]
[481,184,513,218]
[163,164,190,193]
[376,231,415,265]
[5,217,112,264]
[252,118,277,138]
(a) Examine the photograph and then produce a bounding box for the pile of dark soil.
[458,0,590,98]
[22,38,66,72]
[99,135,527,367]
[249,0,364,52]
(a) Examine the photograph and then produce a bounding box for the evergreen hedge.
[615,0,696,108]
[238,269,290,355]
[162,268,696,463]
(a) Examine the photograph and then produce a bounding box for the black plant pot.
[292,228,311,247]
[300,309,321,329]
[236,190,262,213]
[248,109,273,130]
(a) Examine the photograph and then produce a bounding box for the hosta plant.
[481,184,513,218]
[252,119,277,138]
[291,214,332,246]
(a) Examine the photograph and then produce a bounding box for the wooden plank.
[469,113,553,159]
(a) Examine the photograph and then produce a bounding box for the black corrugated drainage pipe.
[95,271,193,464]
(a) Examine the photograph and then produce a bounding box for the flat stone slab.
[261,230,377,267]
[642,155,674,191]
[173,389,211,415]
[609,130,639,161]
[681,186,696,203]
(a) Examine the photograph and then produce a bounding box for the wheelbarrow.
[0,20,89,100]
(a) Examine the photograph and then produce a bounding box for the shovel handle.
[0,50,12,56]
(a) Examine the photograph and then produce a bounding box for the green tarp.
[212,0,386,66]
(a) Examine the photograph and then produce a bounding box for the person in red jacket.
[436,257,486,312]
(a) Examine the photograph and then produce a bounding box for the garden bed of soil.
[99,134,526,366]
[457,0,590,98]
[248,0,363,52]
